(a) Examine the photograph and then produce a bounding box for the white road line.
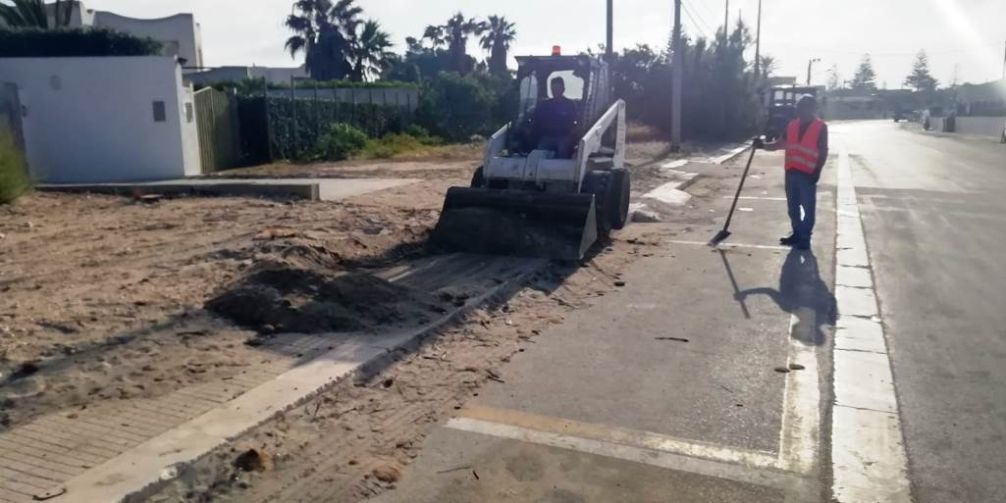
[445,417,799,490]
[779,313,822,477]
[830,144,912,503]
[668,239,789,251]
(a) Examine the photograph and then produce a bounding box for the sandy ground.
[149,230,663,503]
[0,173,456,430]
[0,139,688,502]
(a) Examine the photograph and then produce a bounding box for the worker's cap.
[797,95,817,108]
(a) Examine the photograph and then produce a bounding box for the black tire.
[609,168,630,230]
[581,171,613,238]
[470,166,485,188]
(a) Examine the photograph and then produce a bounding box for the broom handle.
[722,146,757,232]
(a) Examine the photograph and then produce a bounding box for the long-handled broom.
[708,143,758,246]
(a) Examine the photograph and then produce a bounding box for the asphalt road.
[838,121,1006,503]
[374,144,838,502]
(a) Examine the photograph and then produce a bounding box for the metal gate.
[194,87,241,173]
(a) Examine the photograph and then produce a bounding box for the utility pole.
[606,0,613,61]
[671,0,683,150]
[723,0,729,37]
[754,0,762,79]
[999,40,1006,79]
[806,58,820,86]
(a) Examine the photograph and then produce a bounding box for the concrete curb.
[37,182,321,201]
[712,145,751,165]
[49,259,545,503]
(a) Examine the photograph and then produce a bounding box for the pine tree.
[851,54,876,91]
[904,50,938,92]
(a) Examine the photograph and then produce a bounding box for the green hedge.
[199,78,420,95]
[0,27,162,58]
[0,131,29,204]
[247,97,410,161]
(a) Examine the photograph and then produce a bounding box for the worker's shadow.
[733,249,836,346]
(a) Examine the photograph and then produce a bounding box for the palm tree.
[350,20,392,82]
[284,0,361,81]
[0,0,72,28]
[443,13,486,74]
[421,25,446,50]
[480,15,516,77]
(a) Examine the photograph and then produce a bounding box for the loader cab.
[509,55,611,157]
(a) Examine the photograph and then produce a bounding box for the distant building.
[44,2,204,67]
[186,65,310,86]
[956,79,1006,116]
[766,76,798,87]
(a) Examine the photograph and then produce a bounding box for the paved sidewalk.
[0,255,540,503]
[372,152,839,501]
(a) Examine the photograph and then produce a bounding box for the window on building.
[152,101,166,122]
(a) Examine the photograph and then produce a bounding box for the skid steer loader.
[430,53,630,261]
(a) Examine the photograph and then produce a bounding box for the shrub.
[261,97,408,161]
[415,73,495,142]
[0,131,29,204]
[314,123,368,161]
[357,134,432,160]
[0,27,162,58]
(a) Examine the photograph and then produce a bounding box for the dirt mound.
[206,265,448,334]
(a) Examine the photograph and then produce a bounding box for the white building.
[49,1,204,68]
[0,56,201,182]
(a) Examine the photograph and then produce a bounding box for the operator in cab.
[755,94,829,251]
[533,76,578,158]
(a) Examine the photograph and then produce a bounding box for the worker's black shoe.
[780,235,799,246]
[796,240,811,251]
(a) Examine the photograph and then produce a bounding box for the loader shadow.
[732,249,837,346]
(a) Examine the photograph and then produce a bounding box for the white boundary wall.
[0,56,200,183]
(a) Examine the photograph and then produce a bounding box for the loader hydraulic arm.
[575,100,626,191]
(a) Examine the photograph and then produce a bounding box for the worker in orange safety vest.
[755,95,829,250]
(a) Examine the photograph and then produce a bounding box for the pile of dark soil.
[206,265,448,334]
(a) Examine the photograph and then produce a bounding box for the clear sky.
[85,0,1006,87]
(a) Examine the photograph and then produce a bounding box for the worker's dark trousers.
[785,170,817,244]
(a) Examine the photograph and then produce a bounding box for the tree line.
[827,50,939,93]
[285,0,516,82]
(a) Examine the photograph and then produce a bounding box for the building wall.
[0,56,200,183]
[91,12,202,67]
[930,116,1006,139]
[185,66,309,86]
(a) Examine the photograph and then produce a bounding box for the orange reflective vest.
[784,118,824,174]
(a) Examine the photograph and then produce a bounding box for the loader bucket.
[430,187,599,261]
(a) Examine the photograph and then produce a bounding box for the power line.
[691,0,720,30]
[685,0,716,36]
[682,1,714,40]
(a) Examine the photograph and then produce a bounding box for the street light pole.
[807,58,821,86]
[606,0,614,61]
[671,0,683,150]
[1001,40,1005,80]
[753,0,762,79]
[724,0,729,35]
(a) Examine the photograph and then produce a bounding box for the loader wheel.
[610,168,630,230]
[470,166,485,188]
[582,171,613,238]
